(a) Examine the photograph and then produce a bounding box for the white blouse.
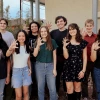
[13,46,29,68]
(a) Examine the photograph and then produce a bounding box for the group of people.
[0,16,100,100]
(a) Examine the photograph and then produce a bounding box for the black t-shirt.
[94,50,100,69]
[28,34,38,62]
[50,29,68,56]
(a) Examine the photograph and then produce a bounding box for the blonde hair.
[85,19,94,26]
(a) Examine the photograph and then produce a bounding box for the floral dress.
[62,40,88,82]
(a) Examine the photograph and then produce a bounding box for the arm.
[53,49,57,76]
[62,38,69,59]
[5,59,11,84]
[63,47,69,59]
[6,48,14,57]
[82,47,87,73]
[6,40,17,57]
[33,37,44,57]
[91,43,97,62]
[27,56,31,76]
[78,47,87,79]
[33,45,40,57]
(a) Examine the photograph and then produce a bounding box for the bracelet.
[81,70,85,74]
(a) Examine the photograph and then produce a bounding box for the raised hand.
[62,37,70,48]
[93,41,100,51]
[22,23,29,34]
[9,40,18,51]
[46,21,52,30]
[37,37,44,47]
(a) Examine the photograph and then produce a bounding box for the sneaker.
[82,97,88,100]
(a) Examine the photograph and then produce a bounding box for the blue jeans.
[94,67,100,100]
[12,67,32,88]
[0,79,5,100]
[35,61,57,100]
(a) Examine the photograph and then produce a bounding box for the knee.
[74,85,81,92]
[67,87,73,94]
[16,94,22,100]
[23,92,29,97]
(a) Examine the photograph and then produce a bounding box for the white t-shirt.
[2,31,14,47]
[13,46,29,68]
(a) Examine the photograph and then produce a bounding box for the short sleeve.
[52,39,58,50]
[80,40,88,49]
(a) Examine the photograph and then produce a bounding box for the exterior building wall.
[45,0,100,30]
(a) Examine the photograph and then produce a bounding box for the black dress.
[62,40,88,82]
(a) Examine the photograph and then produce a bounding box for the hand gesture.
[93,41,100,51]
[23,24,29,34]
[62,37,70,48]
[46,21,52,30]
[37,37,44,47]
[81,28,88,37]
[9,40,18,50]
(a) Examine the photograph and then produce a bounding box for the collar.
[85,32,95,37]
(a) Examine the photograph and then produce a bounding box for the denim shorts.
[12,66,32,88]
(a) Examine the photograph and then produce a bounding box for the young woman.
[0,32,10,100]
[91,29,100,100]
[33,26,58,100]
[6,30,32,100]
[62,23,88,100]
[28,21,40,98]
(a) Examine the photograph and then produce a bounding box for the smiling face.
[56,18,66,30]
[69,27,77,37]
[85,23,94,33]
[17,32,26,44]
[0,20,7,30]
[31,23,39,33]
[40,27,48,39]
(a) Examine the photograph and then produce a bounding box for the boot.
[74,91,81,100]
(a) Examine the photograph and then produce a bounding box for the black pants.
[29,61,38,98]
[3,71,15,100]
[81,61,97,98]
[56,56,67,93]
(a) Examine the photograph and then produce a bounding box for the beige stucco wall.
[45,0,99,30]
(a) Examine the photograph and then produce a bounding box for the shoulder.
[50,29,58,34]
[51,39,56,44]
[80,39,88,49]
[6,31,13,35]
[6,31,14,38]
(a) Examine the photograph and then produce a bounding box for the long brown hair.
[38,26,53,50]
[67,23,82,42]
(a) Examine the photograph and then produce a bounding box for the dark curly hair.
[28,21,40,36]
[55,16,67,26]
[67,23,82,42]
[15,30,29,54]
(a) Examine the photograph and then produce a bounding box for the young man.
[50,16,68,95]
[81,19,97,100]
[0,18,14,100]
